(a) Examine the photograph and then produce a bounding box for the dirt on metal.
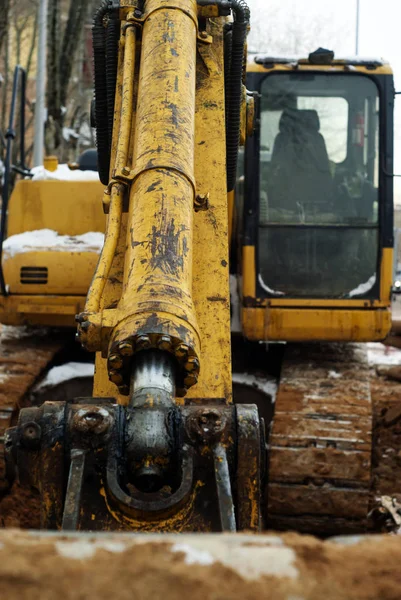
[1,339,401,535]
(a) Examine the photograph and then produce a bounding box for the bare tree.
[0,0,10,60]
[45,0,95,158]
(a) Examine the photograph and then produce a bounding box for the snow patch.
[258,273,285,296]
[55,539,126,559]
[348,274,376,297]
[171,544,215,566]
[30,163,99,181]
[62,127,79,142]
[328,370,342,379]
[3,229,104,259]
[34,362,94,392]
[367,342,401,367]
[171,539,298,580]
[232,372,277,402]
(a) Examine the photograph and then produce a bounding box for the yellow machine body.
[79,0,233,404]
[0,178,105,326]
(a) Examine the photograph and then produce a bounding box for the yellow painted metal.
[43,156,58,172]
[247,61,393,76]
[91,6,232,403]
[243,306,391,342]
[0,294,86,327]
[112,23,137,180]
[3,249,101,296]
[380,247,393,304]
[84,184,124,314]
[241,243,393,341]
[242,245,256,298]
[0,177,105,327]
[109,0,200,361]
[186,17,232,403]
[7,180,105,237]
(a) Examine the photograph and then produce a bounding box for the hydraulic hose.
[92,0,111,185]
[106,10,120,158]
[223,24,232,136]
[225,0,250,192]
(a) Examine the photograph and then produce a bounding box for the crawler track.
[267,343,372,535]
[0,327,63,492]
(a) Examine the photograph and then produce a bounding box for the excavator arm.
[5,0,263,532]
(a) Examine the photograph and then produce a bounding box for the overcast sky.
[246,0,401,202]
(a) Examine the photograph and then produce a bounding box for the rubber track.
[267,342,372,535]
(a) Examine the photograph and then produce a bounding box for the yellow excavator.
[0,0,397,537]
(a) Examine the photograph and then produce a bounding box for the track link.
[0,327,63,492]
[267,343,372,535]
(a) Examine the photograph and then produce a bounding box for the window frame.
[242,69,394,301]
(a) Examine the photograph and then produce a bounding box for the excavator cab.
[240,51,394,341]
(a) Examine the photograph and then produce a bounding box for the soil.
[0,483,40,528]
[0,530,400,600]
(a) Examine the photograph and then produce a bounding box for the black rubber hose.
[92,0,111,185]
[106,11,120,158]
[223,24,232,137]
[225,0,250,192]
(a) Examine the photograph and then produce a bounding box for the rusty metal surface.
[9,398,262,532]
[267,342,372,535]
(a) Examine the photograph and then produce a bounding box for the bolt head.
[21,421,42,448]
[118,384,130,396]
[157,335,172,351]
[184,356,199,373]
[118,341,134,356]
[109,370,123,385]
[108,353,123,370]
[73,407,113,436]
[136,335,151,351]
[175,343,189,360]
[183,373,198,388]
[200,30,208,39]
[121,166,131,176]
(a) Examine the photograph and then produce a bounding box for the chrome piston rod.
[130,351,175,407]
[127,351,177,493]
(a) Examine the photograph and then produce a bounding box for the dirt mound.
[0,530,400,600]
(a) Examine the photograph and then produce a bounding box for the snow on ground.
[30,164,99,182]
[34,362,95,392]
[367,342,401,367]
[232,372,277,402]
[3,229,104,258]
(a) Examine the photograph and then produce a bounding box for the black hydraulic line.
[223,24,232,136]
[225,0,250,192]
[92,0,112,185]
[106,10,120,159]
[0,65,27,296]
